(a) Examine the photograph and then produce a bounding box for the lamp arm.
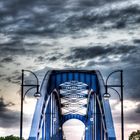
[106,70,122,85]
[23,86,37,99]
[108,87,121,100]
[22,69,39,85]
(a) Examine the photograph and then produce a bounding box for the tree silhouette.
[129,130,140,140]
[0,135,23,140]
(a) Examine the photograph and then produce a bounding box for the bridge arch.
[62,114,86,124]
[29,70,116,140]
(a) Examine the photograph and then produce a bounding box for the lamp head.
[34,91,41,99]
[90,117,94,122]
[103,93,111,100]
[53,117,57,122]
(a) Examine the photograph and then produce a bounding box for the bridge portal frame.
[29,70,116,140]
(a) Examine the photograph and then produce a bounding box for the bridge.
[29,70,116,140]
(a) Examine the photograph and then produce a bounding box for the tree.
[0,135,21,140]
[129,130,140,140]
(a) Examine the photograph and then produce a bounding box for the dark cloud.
[0,46,25,55]
[0,97,19,128]
[2,71,21,84]
[62,3,140,31]
[66,45,137,61]
[78,0,105,7]
[133,39,140,44]
[99,67,140,102]
[0,43,44,57]
[0,74,5,78]
[48,53,63,61]
[49,56,57,61]
[1,56,13,63]
[0,0,139,40]
[0,0,66,37]
[135,104,140,114]
[0,0,139,137]
[0,0,139,70]
[35,53,63,63]
[113,108,140,124]
[105,67,140,101]
[125,111,140,124]
[4,75,21,84]
[0,38,21,46]
[35,56,45,62]
[123,68,140,101]
[0,0,36,17]
[0,97,15,111]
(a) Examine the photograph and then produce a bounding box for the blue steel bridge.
[29,70,116,140]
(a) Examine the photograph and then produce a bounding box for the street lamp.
[90,117,94,122]
[85,127,88,130]
[20,69,41,140]
[103,70,124,140]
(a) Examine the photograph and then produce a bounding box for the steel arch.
[29,70,116,140]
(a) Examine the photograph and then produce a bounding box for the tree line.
[0,130,140,140]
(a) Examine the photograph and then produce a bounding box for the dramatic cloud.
[0,0,140,138]
[0,97,19,128]
[113,109,140,125]
[125,111,140,124]
[135,104,140,114]
[123,68,140,101]
[0,70,21,85]
[66,44,137,61]
[0,0,140,61]
[0,74,5,78]
[0,0,140,40]
[133,39,140,44]
[34,53,63,63]
[4,75,21,84]
[1,57,13,63]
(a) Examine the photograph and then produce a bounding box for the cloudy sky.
[0,0,140,139]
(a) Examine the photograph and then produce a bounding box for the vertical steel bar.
[94,93,96,140]
[20,70,24,140]
[44,114,46,140]
[121,70,124,140]
[50,94,53,138]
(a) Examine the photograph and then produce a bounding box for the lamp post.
[103,70,124,140]
[20,69,41,140]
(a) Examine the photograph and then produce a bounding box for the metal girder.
[29,70,116,140]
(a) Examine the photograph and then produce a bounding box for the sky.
[0,0,140,139]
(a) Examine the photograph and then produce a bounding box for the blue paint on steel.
[42,122,44,140]
[46,101,51,140]
[96,71,116,140]
[29,70,116,140]
[62,114,86,124]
